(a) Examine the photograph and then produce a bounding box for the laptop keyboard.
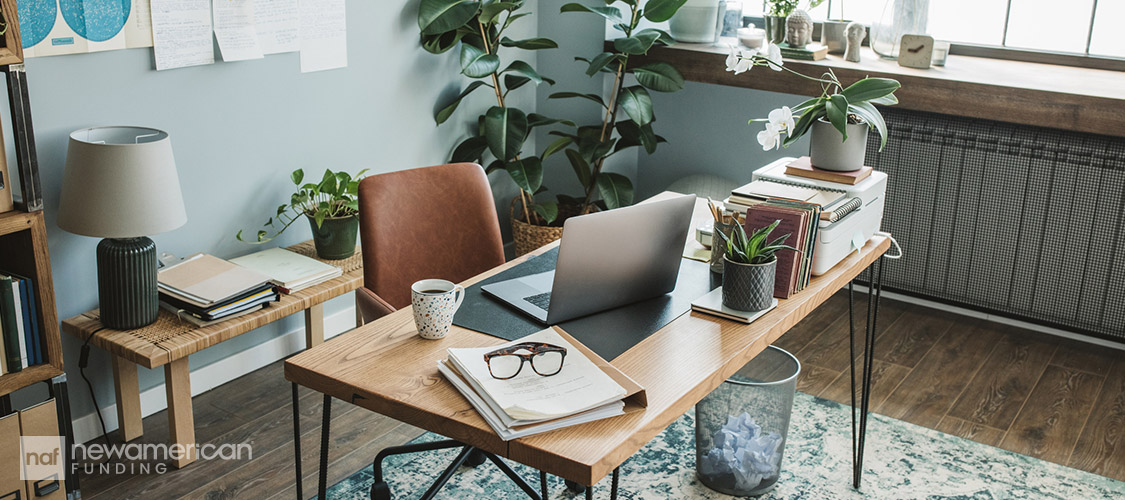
[522,292,552,311]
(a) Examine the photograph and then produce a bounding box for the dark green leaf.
[618,86,654,126]
[596,172,634,209]
[642,0,687,22]
[483,106,529,161]
[499,36,559,50]
[506,156,543,193]
[791,96,823,112]
[783,108,824,147]
[584,52,619,76]
[418,0,478,35]
[451,135,488,163]
[825,94,850,140]
[504,75,531,92]
[548,92,608,108]
[290,169,304,185]
[421,29,465,54]
[533,201,559,224]
[435,81,488,124]
[460,44,500,78]
[501,61,554,85]
[314,210,326,229]
[485,159,504,174]
[852,101,889,151]
[637,28,675,45]
[565,149,591,187]
[480,2,518,24]
[870,94,898,106]
[560,3,623,24]
[632,62,684,92]
[502,12,532,30]
[841,77,900,104]
[541,136,573,160]
[614,31,660,55]
[528,113,576,128]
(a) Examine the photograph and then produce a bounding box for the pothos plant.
[548,0,689,213]
[418,0,572,225]
[236,168,367,244]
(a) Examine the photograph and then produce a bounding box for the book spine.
[0,276,21,372]
[18,279,34,367]
[11,279,26,369]
[23,277,41,366]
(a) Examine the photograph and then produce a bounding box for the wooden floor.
[78,291,1125,499]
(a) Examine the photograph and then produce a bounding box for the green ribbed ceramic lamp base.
[97,237,159,330]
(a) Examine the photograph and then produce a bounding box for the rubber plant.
[549,0,689,213]
[418,0,571,225]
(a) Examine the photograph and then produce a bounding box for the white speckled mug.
[411,279,465,340]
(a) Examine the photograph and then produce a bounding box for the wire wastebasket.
[696,346,800,496]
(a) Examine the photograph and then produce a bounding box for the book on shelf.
[439,327,646,440]
[229,247,342,294]
[0,274,22,372]
[779,43,827,60]
[158,253,272,308]
[784,156,872,185]
[765,199,821,292]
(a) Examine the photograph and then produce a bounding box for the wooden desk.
[61,241,363,468]
[286,198,890,496]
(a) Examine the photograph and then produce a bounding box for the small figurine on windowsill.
[845,22,865,62]
[786,10,813,48]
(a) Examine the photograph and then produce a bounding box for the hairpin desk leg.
[318,394,332,499]
[849,257,884,489]
[540,471,549,499]
[291,383,303,500]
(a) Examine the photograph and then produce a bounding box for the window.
[742,0,1124,59]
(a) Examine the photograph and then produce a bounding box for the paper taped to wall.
[151,0,214,70]
[255,0,299,54]
[299,0,347,73]
[213,0,264,61]
[19,0,155,58]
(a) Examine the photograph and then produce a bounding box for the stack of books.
[158,254,279,327]
[229,247,342,294]
[0,271,43,375]
[437,328,646,440]
[745,200,820,298]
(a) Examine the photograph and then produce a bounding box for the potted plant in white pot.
[726,44,901,171]
[719,220,796,312]
[237,168,367,260]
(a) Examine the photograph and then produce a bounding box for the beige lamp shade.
[57,126,187,238]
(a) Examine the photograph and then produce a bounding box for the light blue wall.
[12,0,534,422]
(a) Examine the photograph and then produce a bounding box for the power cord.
[874,231,904,259]
[80,329,112,448]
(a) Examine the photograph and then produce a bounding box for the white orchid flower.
[757,122,782,151]
[725,45,755,75]
[725,45,741,73]
[763,43,783,71]
[768,106,795,134]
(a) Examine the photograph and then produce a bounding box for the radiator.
[865,108,1125,343]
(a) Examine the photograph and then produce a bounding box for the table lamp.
[57,127,187,330]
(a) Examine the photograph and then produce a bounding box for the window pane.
[928,0,1008,46]
[1089,1,1125,57]
[1005,0,1095,53]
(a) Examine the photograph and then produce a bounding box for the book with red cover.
[746,204,808,299]
[785,156,872,185]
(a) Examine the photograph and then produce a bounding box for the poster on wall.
[17,0,154,57]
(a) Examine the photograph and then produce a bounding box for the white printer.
[750,157,887,276]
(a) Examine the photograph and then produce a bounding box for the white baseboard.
[854,286,1125,352]
[71,306,358,445]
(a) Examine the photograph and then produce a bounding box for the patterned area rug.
[327,393,1125,499]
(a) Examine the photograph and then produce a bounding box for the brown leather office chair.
[355,162,506,324]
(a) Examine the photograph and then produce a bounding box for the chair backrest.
[357,163,505,309]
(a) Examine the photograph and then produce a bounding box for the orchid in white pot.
[725,44,901,170]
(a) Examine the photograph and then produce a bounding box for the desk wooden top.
[62,242,363,369]
[285,198,890,485]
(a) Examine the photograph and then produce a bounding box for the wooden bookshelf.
[0,210,63,397]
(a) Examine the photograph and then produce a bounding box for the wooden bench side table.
[61,242,364,468]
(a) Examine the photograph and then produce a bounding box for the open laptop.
[482,194,696,324]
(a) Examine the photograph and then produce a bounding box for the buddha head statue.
[786,9,813,48]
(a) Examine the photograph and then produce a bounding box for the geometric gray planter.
[722,257,776,312]
[809,118,869,172]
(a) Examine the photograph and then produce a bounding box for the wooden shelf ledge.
[623,40,1125,138]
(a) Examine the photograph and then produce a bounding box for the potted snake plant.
[719,220,796,311]
[237,168,368,260]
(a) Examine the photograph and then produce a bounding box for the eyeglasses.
[483,342,567,380]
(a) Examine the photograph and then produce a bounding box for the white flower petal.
[766,44,783,70]
[725,45,739,72]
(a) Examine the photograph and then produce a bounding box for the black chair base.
[370,440,543,500]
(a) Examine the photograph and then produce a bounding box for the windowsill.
[624,39,1125,138]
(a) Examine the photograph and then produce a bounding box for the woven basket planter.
[509,197,588,256]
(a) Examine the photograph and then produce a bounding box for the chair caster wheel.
[370,481,391,500]
[465,448,487,467]
[565,480,585,493]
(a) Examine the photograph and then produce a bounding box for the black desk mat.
[453,247,720,361]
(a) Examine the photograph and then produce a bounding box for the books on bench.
[229,247,342,294]
[158,253,279,324]
[438,327,647,440]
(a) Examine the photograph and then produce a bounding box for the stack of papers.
[158,254,279,326]
[439,328,647,440]
[229,247,342,294]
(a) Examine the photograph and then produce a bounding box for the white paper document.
[254,0,299,54]
[213,0,264,61]
[151,0,214,70]
[299,0,347,73]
